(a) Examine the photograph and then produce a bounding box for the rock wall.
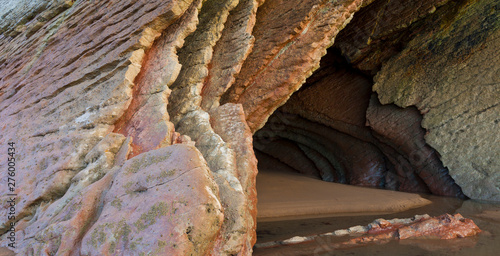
[372,0,500,200]
[255,49,464,196]
[0,0,258,254]
[0,0,498,254]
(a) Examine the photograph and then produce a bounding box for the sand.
[257,169,432,222]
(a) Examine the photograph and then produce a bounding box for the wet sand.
[257,168,432,222]
[254,164,500,256]
[254,198,500,256]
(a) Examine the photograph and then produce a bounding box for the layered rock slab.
[373,0,500,200]
[113,0,202,158]
[0,0,198,251]
[165,0,261,254]
[175,104,258,255]
[80,145,223,256]
[12,134,128,255]
[334,0,451,73]
[200,0,262,112]
[222,0,370,132]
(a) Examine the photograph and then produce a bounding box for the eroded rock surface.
[80,145,223,256]
[255,213,481,249]
[334,0,451,74]
[256,49,464,197]
[0,0,196,244]
[0,0,497,254]
[222,0,369,132]
[373,0,500,200]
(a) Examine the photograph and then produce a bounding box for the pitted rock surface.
[0,0,497,254]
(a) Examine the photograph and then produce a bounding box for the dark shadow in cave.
[253,48,466,198]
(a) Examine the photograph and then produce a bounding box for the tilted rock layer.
[0,0,498,254]
[373,0,500,200]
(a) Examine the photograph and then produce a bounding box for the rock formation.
[255,213,482,249]
[372,0,500,201]
[0,0,498,254]
[256,49,465,197]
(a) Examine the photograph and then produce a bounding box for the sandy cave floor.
[256,168,432,222]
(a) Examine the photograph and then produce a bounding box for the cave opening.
[252,47,466,223]
[252,47,469,249]
[249,0,474,229]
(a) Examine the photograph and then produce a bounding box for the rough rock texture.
[113,0,202,158]
[80,145,223,256]
[0,0,196,241]
[334,0,451,74]
[0,0,74,38]
[164,0,260,253]
[0,0,498,254]
[373,0,500,200]
[0,0,253,254]
[256,49,464,197]
[200,0,262,112]
[222,0,370,132]
[255,213,481,249]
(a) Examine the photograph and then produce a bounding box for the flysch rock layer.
[0,0,497,254]
[0,0,74,38]
[200,0,263,112]
[221,0,373,132]
[0,0,213,253]
[113,0,203,158]
[79,145,223,256]
[373,0,500,200]
[334,0,451,73]
[0,0,195,228]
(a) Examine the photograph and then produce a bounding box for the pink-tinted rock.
[254,213,481,251]
[80,145,223,255]
[12,134,128,255]
[113,0,202,158]
[200,0,261,112]
[0,0,497,254]
[209,103,259,254]
[222,0,368,132]
[280,49,373,128]
[168,0,240,124]
[398,213,481,239]
[339,213,481,246]
[0,0,195,239]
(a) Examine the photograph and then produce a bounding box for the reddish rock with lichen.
[397,213,481,240]
[0,0,497,254]
[344,213,481,247]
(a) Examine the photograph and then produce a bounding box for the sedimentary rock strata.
[0,0,498,254]
[256,49,465,197]
[221,0,369,132]
[373,0,500,200]
[0,0,197,249]
[334,0,451,74]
